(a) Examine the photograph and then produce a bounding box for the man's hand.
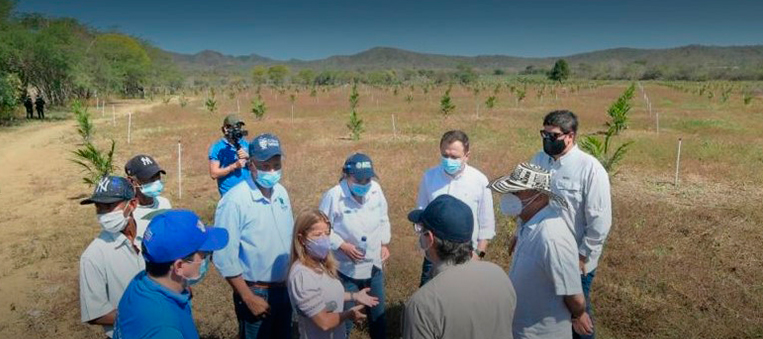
[237,149,249,160]
[339,242,365,262]
[345,304,367,323]
[579,255,587,275]
[572,312,594,336]
[243,294,270,317]
[380,245,390,262]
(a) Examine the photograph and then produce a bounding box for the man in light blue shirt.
[213,133,294,339]
[208,114,251,196]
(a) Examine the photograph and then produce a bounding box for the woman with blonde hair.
[288,209,379,339]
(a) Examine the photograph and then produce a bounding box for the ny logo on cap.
[141,157,153,166]
[96,177,110,193]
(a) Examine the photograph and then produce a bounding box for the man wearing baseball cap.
[125,154,172,248]
[489,163,592,338]
[319,153,392,339]
[208,114,251,196]
[79,176,143,338]
[113,209,229,339]
[403,195,515,339]
[213,133,295,339]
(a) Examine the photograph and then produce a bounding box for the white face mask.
[500,193,540,217]
[97,208,129,233]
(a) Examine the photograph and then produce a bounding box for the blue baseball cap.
[80,176,135,205]
[142,209,229,263]
[343,153,376,180]
[407,195,474,243]
[249,133,283,162]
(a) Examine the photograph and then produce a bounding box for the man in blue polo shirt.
[113,209,229,339]
[208,114,250,196]
[213,133,294,339]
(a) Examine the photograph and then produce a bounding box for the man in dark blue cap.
[113,209,229,339]
[213,133,295,339]
[403,195,515,339]
[79,176,143,338]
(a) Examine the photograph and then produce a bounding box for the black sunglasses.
[540,130,569,140]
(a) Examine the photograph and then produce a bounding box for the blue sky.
[17,0,763,60]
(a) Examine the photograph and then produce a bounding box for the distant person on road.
[125,154,172,249]
[23,96,33,119]
[34,96,45,119]
[318,153,391,339]
[415,130,495,286]
[113,209,229,339]
[529,110,612,339]
[79,176,143,338]
[287,209,380,339]
[208,114,250,196]
[213,133,295,339]
[489,163,593,338]
[403,194,516,339]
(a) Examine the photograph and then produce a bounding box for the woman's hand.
[345,304,367,323]
[353,287,379,308]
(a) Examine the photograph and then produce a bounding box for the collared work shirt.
[208,137,251,195]
[133,196,172,249]
[530,145,612,272]
[509,206,582,339]
[114,271,197,339]
[403,260,516,339]
[213,176,294,282]
[79,231,145,338]
[415,164,496,249]
[319,180,391,279]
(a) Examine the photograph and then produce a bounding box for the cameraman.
[208,114,251,196]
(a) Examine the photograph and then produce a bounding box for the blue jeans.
[573,270,596,339]
[419,257,433,287]
[339,267,386,339]
[233,286,292,339]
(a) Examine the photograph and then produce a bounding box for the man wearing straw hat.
[531,110,612,339]
[489,163,593,339]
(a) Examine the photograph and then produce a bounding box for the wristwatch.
[475,250,486,259]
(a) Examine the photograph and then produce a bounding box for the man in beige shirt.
[403,194,516,339]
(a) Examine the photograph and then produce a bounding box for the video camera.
[225,125,249,150]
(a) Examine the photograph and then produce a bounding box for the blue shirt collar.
[139,271,191,307]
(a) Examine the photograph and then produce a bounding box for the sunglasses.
[540,130,569,140]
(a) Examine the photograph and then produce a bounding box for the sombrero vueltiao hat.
[487,162,568,209]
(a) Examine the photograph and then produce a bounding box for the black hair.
[440,130,470,152]
[142,243,196,278]
[433,236,473,265]
[543,110,579,134]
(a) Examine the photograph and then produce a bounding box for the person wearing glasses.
[318,153,391,339]
[529,110,612,339]
[287,209,379,339]
[403,194,515,339]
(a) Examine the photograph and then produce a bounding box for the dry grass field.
[0,82,762,339]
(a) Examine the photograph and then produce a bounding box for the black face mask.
[543,137,566,157]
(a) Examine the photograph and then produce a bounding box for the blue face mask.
[305,236,331,260]
[187,258,208,286]
[349,181,372,197]
[140,180,164,198]
[255,169,282,189]
[441,157,463,175]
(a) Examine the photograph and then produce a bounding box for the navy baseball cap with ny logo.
[80,176,135,205]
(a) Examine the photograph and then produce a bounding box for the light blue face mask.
[441,157,463,175]
[140,180,164,198]
[187,257,208,286]
[255,169,282,189]
[349,181,372,196]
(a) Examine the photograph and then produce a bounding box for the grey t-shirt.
[288,262,346,339]
[403,260,516,339]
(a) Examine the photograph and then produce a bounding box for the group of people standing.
[78,108,612,339]
[23,95,45,119]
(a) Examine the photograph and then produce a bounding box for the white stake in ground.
[391,114,397,137]
[674,138,683,186]
[112,105,116,126]
[656,112,660,134]
[177,140,183,200]
[237,98,241,113]
[101,101,105,117]
[127,112,132,144]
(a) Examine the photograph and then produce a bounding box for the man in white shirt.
[489,163,593,339]
[124,154,172,248]
[529,110,612,339]
[415,130,495,286]
[79,176,145,338]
